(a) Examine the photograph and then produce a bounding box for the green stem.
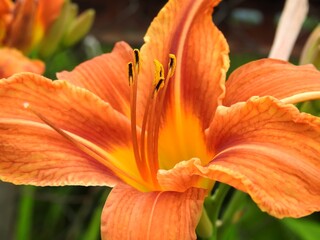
[196,208,213,238]
[218,190,248,239]
[203,183,231,240]
[16,186,35,240]
[222,190,247,223]
[81,189,111,240]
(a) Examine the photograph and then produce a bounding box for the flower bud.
[62,9,95,47]
[300,24,320,69]
[38,0,71,58]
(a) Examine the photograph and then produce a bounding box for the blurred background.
[40,0,320,77]
[0,0,320,239]
[78,0,320,55]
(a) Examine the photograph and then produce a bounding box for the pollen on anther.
[155,78,165,92]
[128,62,134,86]
[133,49,140,73]
[153,60,165,86]
[168,54,176,77]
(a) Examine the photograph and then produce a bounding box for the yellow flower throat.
[24,49,209,192]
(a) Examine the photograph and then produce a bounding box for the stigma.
[128,49,176,187]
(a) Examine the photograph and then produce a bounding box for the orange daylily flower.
[1,0,320,239]
[0,47,44,77]
[0,0,63,53]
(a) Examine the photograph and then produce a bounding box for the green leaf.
[282,218,320,240]
[226,197,296,240]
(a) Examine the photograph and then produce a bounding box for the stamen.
[140,90,152,170]
[168,54,176,78]
[140,83,160,185]
[23,102,149,189]
[154,78,164,93]
[133,49,140,74]
[151,54,177,172]
[129,54,177,188]
[128,62,134,86]
[145,60,168,183]
[129,51,149,181]
[153,60,165,86]
[146,95,159,181]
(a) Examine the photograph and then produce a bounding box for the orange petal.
[0,48,44,78]
[139,0,229,128]
[0,0,12,42]
[224,59,320,106]
[0,73,153,189]
[57,42,133,119]
[205,96,320,218]
[101,184,206,240]
[158,158,209,192]
[4,0,37,52]
[0,0,13,14]
[37,0,64,30]
[0,73,132,150]
[0,119,120,186]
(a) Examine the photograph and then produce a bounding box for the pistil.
[281,91,320,104]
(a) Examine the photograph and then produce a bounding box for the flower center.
[128,49,176,188]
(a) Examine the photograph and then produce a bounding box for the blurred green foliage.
[16,186,110,240]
